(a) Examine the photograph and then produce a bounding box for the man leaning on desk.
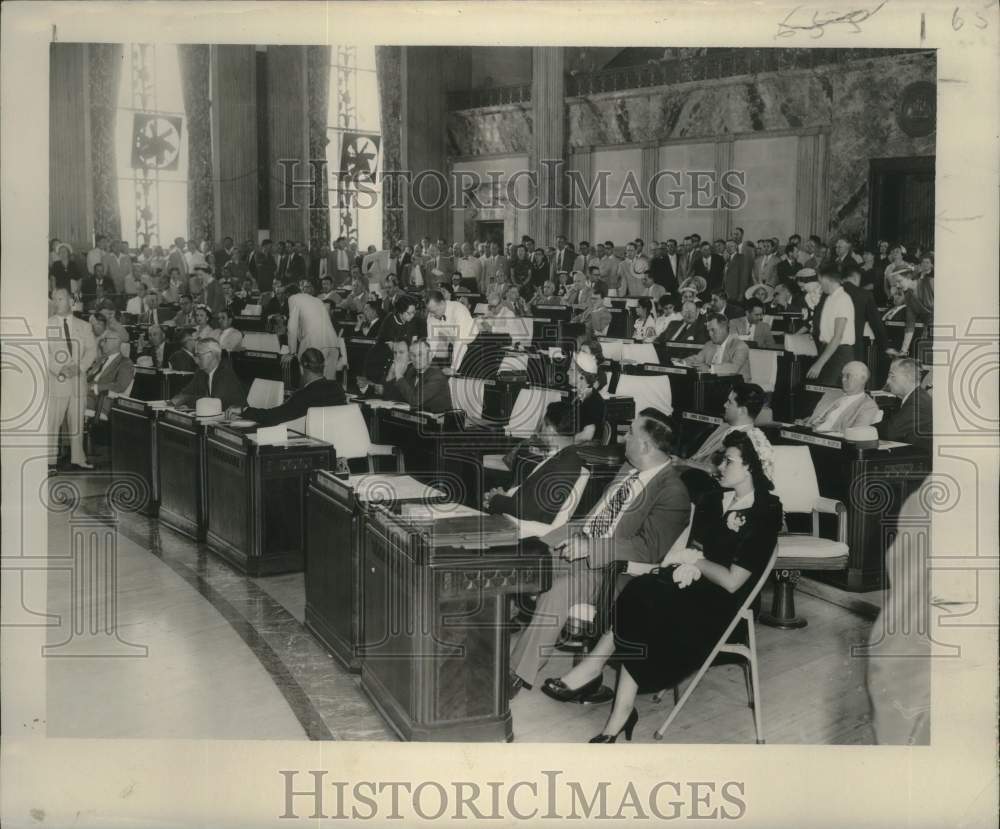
[169,337,247,410]
[230,348,346,426]
[675,313,752,381]
[383,338,454,413]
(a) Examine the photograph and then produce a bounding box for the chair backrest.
[598,339,625,363]
[448,376,487,424]
[304,404,371,459]
[621,343,658,365]
[247,378,284,409]
[748,348,779,392]
[770,445,820,515]
[613,373,673,416]
[499,352,530,374]
[505,317,533,349]
[506,386,563,437]
[242,332,281,353]
[783,332,817,357]
[284,415,306,434]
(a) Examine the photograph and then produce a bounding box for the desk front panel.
[360,514,551,742]
[110,399,159,516]
[205,431,335,575]
[156,412,207,540]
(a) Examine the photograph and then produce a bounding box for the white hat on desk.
[844,426,880,449]
[195,397,223,418]
[136,355,154,368]
[573,350,599,376]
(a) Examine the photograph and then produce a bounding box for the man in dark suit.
[235,348,346,425]
[214,236,236,272]
[842,263,890,362]
[252,239,277,293]
[142,325,171,369]
[383,338,454,413]
[880,357,933,451]
[657,301,709,344]
[167,331,198,372]
[723,239,753,301]
[776,244,802,282]
[648,241,679,294]
[86,333,136,420]
[288,241,308,283]
[485,400,586,526]
[509,407,691,693]
[170,337,246,410]
[690,241,726,295]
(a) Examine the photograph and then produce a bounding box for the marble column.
[530,47,566,245]
[640,144,658,244]
[566,147,592,245]
[267,46,310,242]
[713,139,734,241]
[211,46,259,243]
[796,132,829,239]
[49,43,93,251]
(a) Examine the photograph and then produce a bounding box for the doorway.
[867,156,935,250]
[475,220,505,248]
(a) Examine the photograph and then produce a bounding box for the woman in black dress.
[541,429,782,742]
[569,349,607,444]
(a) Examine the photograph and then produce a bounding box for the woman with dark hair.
[541,428,782,743]
[569,349,608,444]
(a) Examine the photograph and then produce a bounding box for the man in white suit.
[425,289,475,371]
[362,245,402,292]
[48,287,98,470]
[286,283,344,380]
[796,360,880,433]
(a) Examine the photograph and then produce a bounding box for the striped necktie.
[585,471,640,538]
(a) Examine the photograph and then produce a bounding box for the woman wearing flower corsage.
[540,428,782,742]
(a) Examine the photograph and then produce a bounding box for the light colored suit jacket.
[88,353,136,418]
[688,335,752,381]
[544,462,691,570]
[287,293,340,357]
[805,391,880,432]
[48,314,97,398]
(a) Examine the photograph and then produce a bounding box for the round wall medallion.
[897,81,936,138]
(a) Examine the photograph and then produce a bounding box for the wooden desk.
[234,314,267,333]
[769,425,930,590]
[305,472,446,672]
[360,506,551,741]
[109,397,160,516]
[204,425,335,575]
[156,409,211,541]
[229,350,299,389]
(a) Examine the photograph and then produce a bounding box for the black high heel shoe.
[540,674,603,703]
[589,708,639,743]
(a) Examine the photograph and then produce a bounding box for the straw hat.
[745,283,774,304]
[195,397,223,418]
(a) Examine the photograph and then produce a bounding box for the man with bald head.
[87,332,135,420]
[797,360,880,433]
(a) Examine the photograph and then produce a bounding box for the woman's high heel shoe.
[589,708,639,743]
[540,674,603,704]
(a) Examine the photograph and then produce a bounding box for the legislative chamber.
[44,42,943,747]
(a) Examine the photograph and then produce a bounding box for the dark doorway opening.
[867,156,935,251]
[475,220,505,248]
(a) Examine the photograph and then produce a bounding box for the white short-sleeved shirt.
[818,286,855,345]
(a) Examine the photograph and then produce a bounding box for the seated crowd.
[48,228,934,744]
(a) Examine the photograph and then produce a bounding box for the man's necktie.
[671,324,686,341]
[63,318,73,355]
[585,472,640,538]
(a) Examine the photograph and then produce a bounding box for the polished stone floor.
[45,470,885,744]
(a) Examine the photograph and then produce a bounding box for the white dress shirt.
[818,286,856,345]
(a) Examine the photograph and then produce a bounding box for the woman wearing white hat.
[569,350,607,443]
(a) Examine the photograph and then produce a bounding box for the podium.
[109,397,160,516]
[204,424,335,575]
[360,507,551,741]
[156,408,211,540]
[305,472,447,672]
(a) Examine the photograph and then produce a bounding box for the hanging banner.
[130,113,183,170]
[339,132,380,183]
